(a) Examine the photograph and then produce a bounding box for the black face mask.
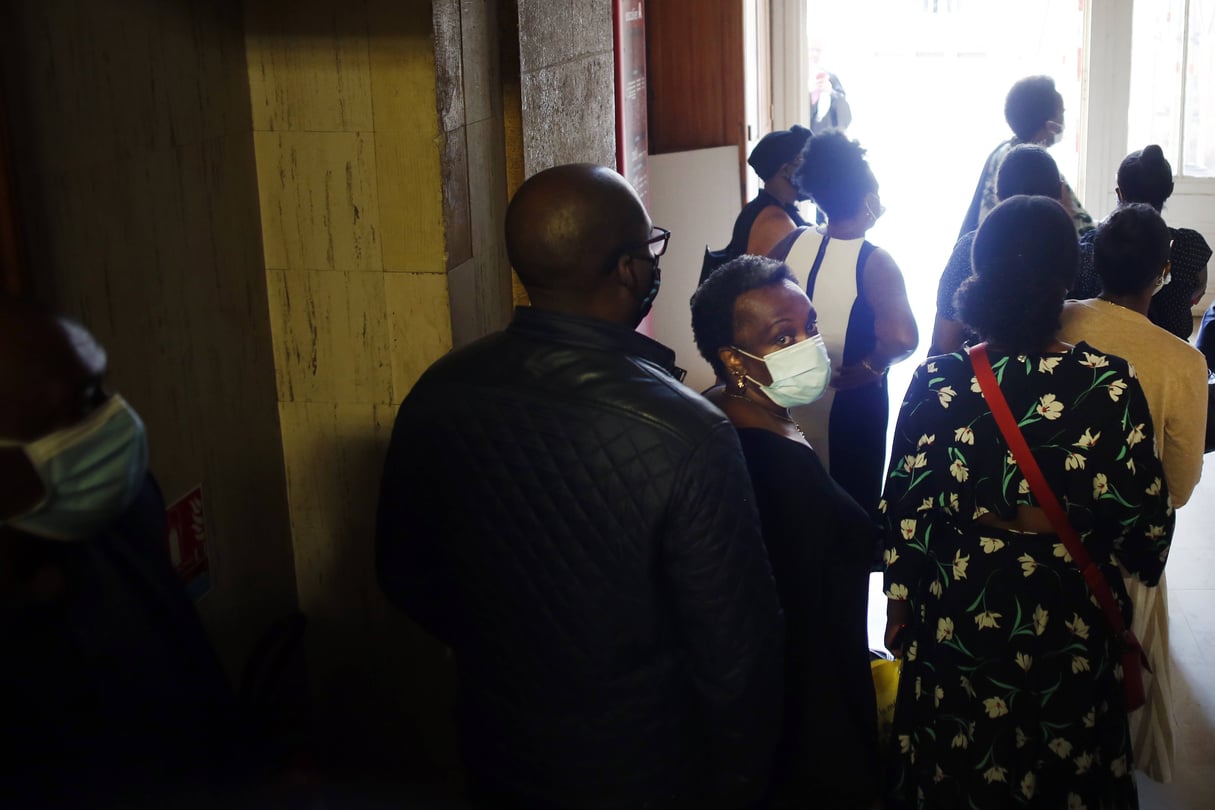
[636,260,661,323]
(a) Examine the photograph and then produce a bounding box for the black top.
[735,428,880,808]
[701,191,809,286]
[1072,225,1212,339]
[377,307,784,809]
[0,476,242,808]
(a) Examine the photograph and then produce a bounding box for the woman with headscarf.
[700,126,813,285]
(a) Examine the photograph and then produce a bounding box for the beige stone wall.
[0,0,299,676]
[243,0,466,771]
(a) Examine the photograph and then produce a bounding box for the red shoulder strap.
[967,344,1127,636]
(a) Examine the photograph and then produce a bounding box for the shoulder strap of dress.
[769,225,809,262]
[855,240,877,295]
[805,234,831,299]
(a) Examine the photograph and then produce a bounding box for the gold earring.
[734,371,747,392]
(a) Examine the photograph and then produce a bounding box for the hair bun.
[1142,144,1166,163]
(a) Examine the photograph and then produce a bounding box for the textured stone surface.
[460,0,499,124]
[521,50,617,174]
[432,0,467,134]
[441,126,474,269]
[517,0,613,74]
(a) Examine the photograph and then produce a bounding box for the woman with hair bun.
[769,131,918,515]
[881,196,1174,809]
[1060,202,1208,784]
[1071,144,1212,340]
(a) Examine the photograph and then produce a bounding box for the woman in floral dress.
[881,196,1175,809]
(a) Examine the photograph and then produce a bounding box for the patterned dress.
[958,138,1095,239]
[881,345,1175,809]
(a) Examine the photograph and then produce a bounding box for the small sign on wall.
[165,485,211,600]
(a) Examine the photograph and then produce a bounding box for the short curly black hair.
[1004,76,1062,141]
[691,255,798,379]
[792,131,877,221]
[1094,203,1171,296]
[996,144,1061,200]
[1117,145,1174,212]
[956,195,1077,350]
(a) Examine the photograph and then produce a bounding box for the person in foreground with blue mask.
[691,255,882,809]
[0,298,240,808]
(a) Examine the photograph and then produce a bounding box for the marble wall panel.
[244,0,375,133]
[265,268,394,404]
[253,131,384,272]
[386,272,454,401]
[366,0,447,273]
[275,400,391,617]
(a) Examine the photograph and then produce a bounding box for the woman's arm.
[747,206,799,257]
[837,247,919,390]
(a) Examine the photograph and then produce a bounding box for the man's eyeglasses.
[639,226,671,259]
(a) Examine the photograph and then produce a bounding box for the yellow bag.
[871,656,902,752]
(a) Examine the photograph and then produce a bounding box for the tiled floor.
[868,463,1215,809]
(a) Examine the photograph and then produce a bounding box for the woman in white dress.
[770,131,918,515]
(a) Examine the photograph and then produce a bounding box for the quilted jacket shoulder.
[377,308,783,808]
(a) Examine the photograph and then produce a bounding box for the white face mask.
[1152,270,1172,296]
[735,334,832,408]
[0,396,149,541]
[1043,121,1064,147]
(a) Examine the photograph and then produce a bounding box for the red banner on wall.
[613,0,649,208]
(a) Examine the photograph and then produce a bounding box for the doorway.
[794,0,1086,379]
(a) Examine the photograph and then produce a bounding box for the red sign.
[613,0,649,208]
[165,485,210,600]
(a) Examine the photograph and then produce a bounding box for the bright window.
[1128,0,1215,177]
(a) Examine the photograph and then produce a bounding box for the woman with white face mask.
[957,74,1094,239]
[692,255,882,809]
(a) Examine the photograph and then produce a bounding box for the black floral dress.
[881,345,1174,809]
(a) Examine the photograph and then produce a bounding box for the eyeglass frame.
[632,226,671,259]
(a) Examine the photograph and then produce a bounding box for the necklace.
[724,390,800,427]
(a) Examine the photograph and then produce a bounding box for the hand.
[885,599,911,658]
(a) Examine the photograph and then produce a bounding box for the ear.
[614,253,643,296]
[718,346,746,380]
[1115,187,1123,202]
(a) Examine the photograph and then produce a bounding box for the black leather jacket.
[377,307,783,809]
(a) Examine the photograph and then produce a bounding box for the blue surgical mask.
[735,334,832,408]
[0,395,149,541]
